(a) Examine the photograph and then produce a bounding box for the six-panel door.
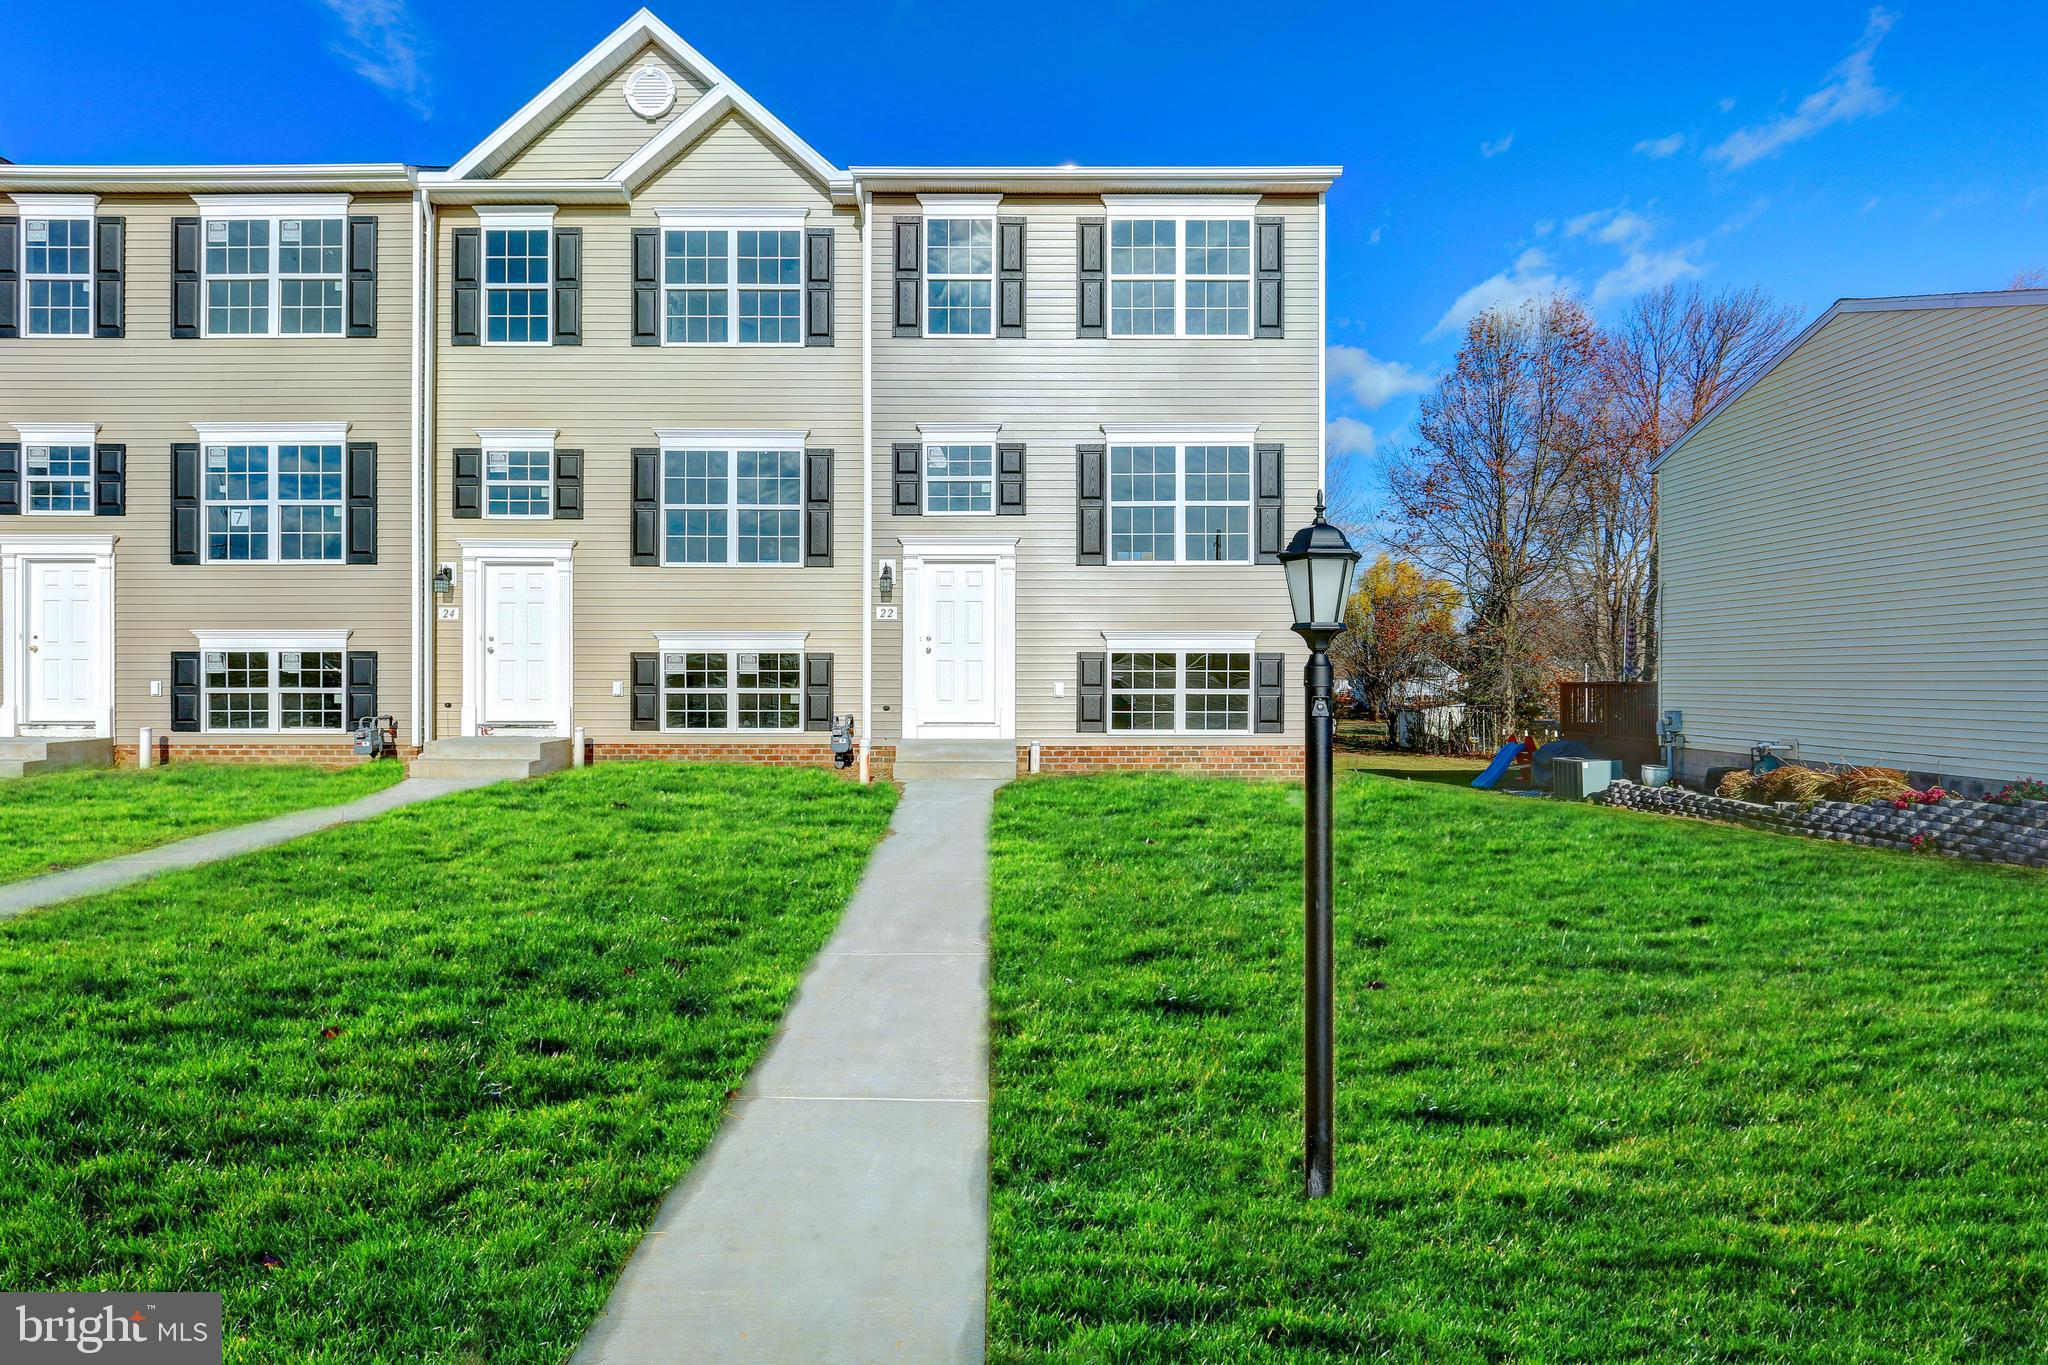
[28,562,98,725]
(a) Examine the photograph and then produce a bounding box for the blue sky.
[7,2,2046,523]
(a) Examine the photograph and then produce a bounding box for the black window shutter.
[346,215,377,338]
[451,226,480,346]
[346,442,377,563]
[0,217,17,339]
[172,218,201,339]
[170,652,202,732]
[631,448,661,564]
[891,442,922,516]
[804,226,833,346]
[93,443,126,517]
[1255,652,1285,733]
[630,652,660,730]
[451,447,482,519]
[346,652,379,728]
[0,444,19,515]
[892,216,921,336]
[553,226,582,345]
[997,216,1026,338]
[94,217,125,339]
[804,653,834,731]
[554,449,583,520]
[1255,444,1285,563]
[997,443,1025,516]
[1075,443,1106,564]
[1076,653,1107,732]
[1076,218,1106,338]
[804,448,833,566]
[171,442,201,562]
[632,228,660,346]
[1255,217,1285,338]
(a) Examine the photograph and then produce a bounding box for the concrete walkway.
[0,776,488,920]
[573,778,1002,1365]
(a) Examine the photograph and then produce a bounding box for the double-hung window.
[197,196,348,336]
[658,210,804,345]
[13,424,96,514]
[194,424,347,563]
[1106,201,1254,337]
[21,209,93,337]
[1108,645,1253,734]
[925,217,994,336]
[656,430,804,565]
[481,211,551,345]
[1105,430,1255,563]
[196,635,348,733]
[478,429,554,518]
[655,634,808,732]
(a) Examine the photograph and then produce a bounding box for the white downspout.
[420,189,438,745]
[409,184,426,752]
[1317,191,1328,498]
[858,182,875,784]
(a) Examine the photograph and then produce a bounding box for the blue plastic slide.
[1471,742,1522,789]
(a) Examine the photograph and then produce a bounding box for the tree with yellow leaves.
[1334,554,1462,717]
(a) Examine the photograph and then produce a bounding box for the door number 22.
[874,605,899,620]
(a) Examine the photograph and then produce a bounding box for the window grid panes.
[485,449,551,518]
[661,650,802,731]
[1109,651,1252,734]
[25,444,92,514]
[23,218,92,336]
[1108,216,1253,337]
[661,448,802,565]
[203,443,345,563]
[484,228,550,344]
[1108,443,1254,563]
[925,218,993,336]
[203,648,344,733]
[662,228,802,345]
[924,444,994,513]
[203,217,344,336]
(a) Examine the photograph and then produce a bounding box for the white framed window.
[191,422,348,563]
[477,206,553,345]
[477,427,554,519]
[654,428,806,566]
[193,631,351,735]
[13,423,99,515]
[917,422,1002,515]
[1105,197,1255,338]
[1106,639,1255,734]
[195,195,349,337]
[1104,427,1256,563]
[656,208,805,346]
[20,198,95,337]
[654,632,808,733]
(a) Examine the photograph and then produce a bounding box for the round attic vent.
[624,65,677,120]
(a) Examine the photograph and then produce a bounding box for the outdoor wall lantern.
[877,559,896,600]
[1277,492,1361,1200]
[432,563,456,597]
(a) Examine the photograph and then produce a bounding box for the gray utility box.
[1554,757,1623,801]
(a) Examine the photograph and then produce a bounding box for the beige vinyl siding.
[494,46,705,180]
[0,192,417,745]
[432,113,861,742]
[1658,302,2048,782]
[869,193,1321,742]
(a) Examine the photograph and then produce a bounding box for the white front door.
[27,560,99,726]
[484,563,558,728]
[919,562,996,727]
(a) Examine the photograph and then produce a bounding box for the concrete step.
[0,737,112,779]
[410,736,572,782]
[893,739,1016,781]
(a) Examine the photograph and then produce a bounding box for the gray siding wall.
[495,46,706,180]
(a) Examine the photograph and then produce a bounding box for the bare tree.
[2011,266,2048,290]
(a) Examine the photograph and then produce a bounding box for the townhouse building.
[0,10,1336,782]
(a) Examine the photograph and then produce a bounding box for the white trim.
[860,184,874,780]
[1101,423,1258,444]
[653,204,809,227]
[624,63,678,119]
[653,630,809,652]
[916,423,1002,441]
[654,426,808,447]
[0,534,117,739]
[1099,436,1258,565]
[1101,206,1256,339]
[191,421,350,444]
[191,193,350,217]
[192,629,351,651]
[15,204,96,340]
[1104,630,1259,653]
[12,422,99,445]
[7,194,99,215]
[851,167,1338,194]
[1317,192,1328,496]
[897,536,1018,741]
[917,193,1002,213]
[919,209,998,339]
[920,435,999,516]
[1101,641,1257,737]
[1101,194,1258,215]
[475,427,558,447]
[3,166,412,194]
[457,540,576,738]
[473,204,558,228]
[411,184,427,750]
[478,441,555,521]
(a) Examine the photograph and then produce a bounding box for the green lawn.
[0,764,896,1363]
[988,773,2048,1361]
[0,762,406,884]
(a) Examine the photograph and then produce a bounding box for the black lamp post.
[1278,493,1361,1200]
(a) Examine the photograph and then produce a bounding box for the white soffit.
[1104,630,1260,653]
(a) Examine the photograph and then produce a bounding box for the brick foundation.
[584,738,885,779]
[1020,742,1302,778]
[114,740,420,770]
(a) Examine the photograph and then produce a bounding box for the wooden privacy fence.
[1558,681,1659,754]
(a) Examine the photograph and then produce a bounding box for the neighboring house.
[0,10,1335,780]
[1654,289,2048,791]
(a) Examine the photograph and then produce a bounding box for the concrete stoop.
[409,735,572,782]
[891,738,1016,780]
[0,737,114,779]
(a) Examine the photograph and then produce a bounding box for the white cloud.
[1591,243,1705,306]
[1327,345,1429,409]
[1707,8,1897,169]
[1862,196,1882,214]
[1634,133,1685,159]
[1367,225,1384,245]
[1426,248,1572,340]
[1568,208,1654,246]
[1718,96,1737,113]
[1480,133,1515,158]
[318,0,432,115]
[1327,418,1379,457]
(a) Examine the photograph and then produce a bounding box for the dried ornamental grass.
[1816,766,1913,805]
[1717,770,1756,800]
[1749,765,1829,804]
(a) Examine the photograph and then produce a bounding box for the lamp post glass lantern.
[1277,493,1360,1200]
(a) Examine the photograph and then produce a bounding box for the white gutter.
[409,188,426,750]
[420,194,438,743]
[848,165,1341,195]
[0,164,414,193]
[859,184,875,784]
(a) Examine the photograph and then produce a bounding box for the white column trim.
[458,539,576,738]
[897,536,1018,741]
